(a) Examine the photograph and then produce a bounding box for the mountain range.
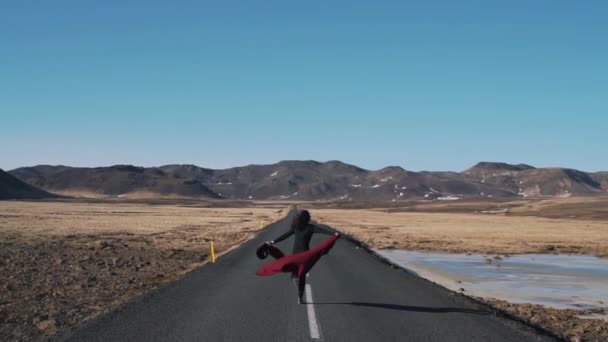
[3,161,607,201]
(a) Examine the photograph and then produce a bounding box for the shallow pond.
[377,250,608,314]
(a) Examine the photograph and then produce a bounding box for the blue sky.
[1,1,607,172]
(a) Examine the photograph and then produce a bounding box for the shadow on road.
[311,302,492,315]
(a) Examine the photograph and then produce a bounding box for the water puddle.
[377,250,608,315]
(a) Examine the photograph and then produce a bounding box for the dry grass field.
[0,200,284,342]
[311,197,608,342]
[314,198,608,256]
[309,196,608,220]
[2,197,608,342]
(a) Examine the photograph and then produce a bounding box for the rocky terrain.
[483,299,608,342]
[8,161,608,201]
[0,201,283,342]
[0,169,58,200]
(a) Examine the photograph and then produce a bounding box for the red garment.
[256,235,339,279]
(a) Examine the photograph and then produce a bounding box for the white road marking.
[305,284,320,339]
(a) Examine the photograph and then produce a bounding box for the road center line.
[305,284,321,339]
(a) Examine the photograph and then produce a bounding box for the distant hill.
[592,172,608,191]
[463,162,535,177]
[0,169,58,199]
[9,161,608,201]
[463,162,604,197]
[9,165,220,199]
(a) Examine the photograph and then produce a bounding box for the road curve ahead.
[60,210,555,342]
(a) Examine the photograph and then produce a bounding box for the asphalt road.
[60,210,555,342]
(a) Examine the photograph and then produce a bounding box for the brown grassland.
[0,200,284,341]
[311,196,608,342]
[313,196,608,256]
[2,197,608,341]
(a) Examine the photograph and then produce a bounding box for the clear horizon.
[2,1,607,172]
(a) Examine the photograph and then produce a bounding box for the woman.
[256,209,340,304]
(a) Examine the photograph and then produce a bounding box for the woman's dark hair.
[292,209,311,231]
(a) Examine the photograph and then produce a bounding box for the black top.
[273,223,334,254]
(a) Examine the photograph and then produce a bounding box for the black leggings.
[295,272,306,300]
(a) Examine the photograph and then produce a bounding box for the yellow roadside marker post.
[210,241,216,263]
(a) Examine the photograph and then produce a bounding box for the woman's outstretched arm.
[312,223,335,235]
[270,226,294,244]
